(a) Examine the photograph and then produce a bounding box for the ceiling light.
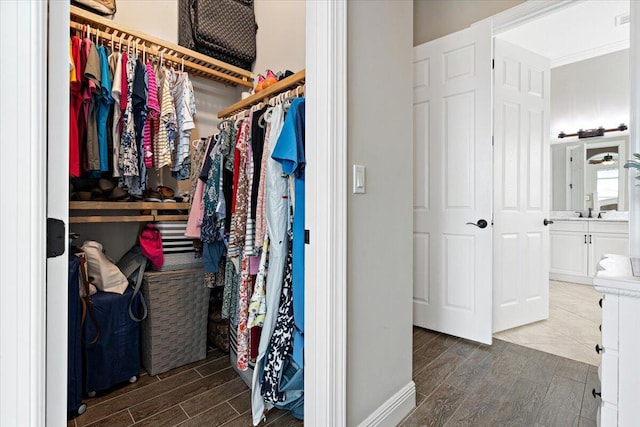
[602,154,615,165]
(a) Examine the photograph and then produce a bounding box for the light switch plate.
[353,164,365,194]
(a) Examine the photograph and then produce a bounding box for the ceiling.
[496,1,630,68]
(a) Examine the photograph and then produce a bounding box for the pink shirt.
[143,62,160,168]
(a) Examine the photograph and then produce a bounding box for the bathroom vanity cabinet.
[593,254,640,427]
[549,220,628,284]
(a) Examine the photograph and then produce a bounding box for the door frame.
[305,0,348,424]
[0,1,49,425]
[23,1,350,426]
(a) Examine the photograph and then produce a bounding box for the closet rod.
[218,69,306,118]
[69,5,254,88]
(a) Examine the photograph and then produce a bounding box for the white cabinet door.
[549,230,589,277]
[413,21,493,344]
[589,233,629,276]
[492,38,550,333]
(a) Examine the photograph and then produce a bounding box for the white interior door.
[493,38,550,333]
[413,20,493,345]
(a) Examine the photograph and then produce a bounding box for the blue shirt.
[96,46,113,172]
[272,98,306,366]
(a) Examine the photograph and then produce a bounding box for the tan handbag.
[72,0,116,16]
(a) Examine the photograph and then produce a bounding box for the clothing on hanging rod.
[68,11,254,87]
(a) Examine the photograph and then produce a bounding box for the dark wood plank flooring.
[68,348,302,427]
[401,327,600,427]
[69,328,600,427]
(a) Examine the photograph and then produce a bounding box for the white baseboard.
[549,272,594,285]
[358,381,416,427]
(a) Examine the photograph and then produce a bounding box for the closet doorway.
[43,1,348,425]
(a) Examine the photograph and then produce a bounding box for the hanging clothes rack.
[218,69,306,118]
[70,5,254,88]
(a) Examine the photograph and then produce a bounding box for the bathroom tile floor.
[494,280,602,366]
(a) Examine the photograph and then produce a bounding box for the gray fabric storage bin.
[141,268,209,376]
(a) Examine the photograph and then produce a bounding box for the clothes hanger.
[234,113,245,130]
[217,119,233,132]
[258,104,274,128]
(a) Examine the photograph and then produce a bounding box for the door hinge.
[569,183,573,189]
[492,59,495,69]
[304,229,310,244]
[492,135,494,146]
[570,156,573,162]
[47,218,66,258]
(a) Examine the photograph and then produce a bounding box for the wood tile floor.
[402,328,601,426]
[69,328,601,427]
[67,348,302,427]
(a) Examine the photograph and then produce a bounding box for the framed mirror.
[551,135,629,212]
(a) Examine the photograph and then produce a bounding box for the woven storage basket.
[141,268,209,375]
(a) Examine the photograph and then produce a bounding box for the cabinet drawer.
[550,220,589,232]
[601,351,618,405]
[600,401,618,427]
[589,221,628,234]
[602,295,619,350]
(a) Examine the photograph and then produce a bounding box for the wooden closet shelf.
[70,5,253,88]
[218,69,306,118]
[69,201,190,224]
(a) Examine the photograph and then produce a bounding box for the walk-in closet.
[65,2,306,425]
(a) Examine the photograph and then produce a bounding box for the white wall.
[551,49,630,140]
[550,50,630,211]
[112,0,178,44]
[254,0,305,75]
[347,1,415,425]
[413,0,524,45]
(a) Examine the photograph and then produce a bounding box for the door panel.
[493,38,550,333]
[413,21,493,345]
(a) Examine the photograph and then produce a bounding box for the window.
[597,168,619,203]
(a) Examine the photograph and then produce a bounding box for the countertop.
[550,211,628,222]
[593,254,640,297]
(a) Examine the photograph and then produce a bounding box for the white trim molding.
[357,382,416,427]
[305,0,348,425]
[492,0,579,35]
[629,0,640,258]
[47,1,71,425]
[0,1,48,425]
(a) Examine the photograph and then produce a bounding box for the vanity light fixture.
[558,123,628,139]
